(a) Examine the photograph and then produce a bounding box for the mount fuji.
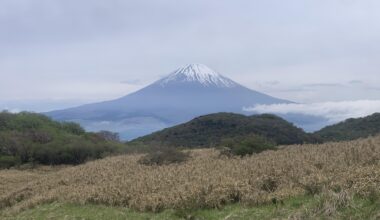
[46,64,293,140]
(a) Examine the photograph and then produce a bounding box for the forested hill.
[132,113,318,148]
[314,113,380,142]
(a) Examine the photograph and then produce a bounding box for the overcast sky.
[1,0,380,112]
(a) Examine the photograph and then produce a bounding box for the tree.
[96,131,120,142]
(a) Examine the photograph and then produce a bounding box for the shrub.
[220,134,276,157]
[61,122,85,135]
[303,182,324,196]
[0,111,12,130]
[261,177,279,193]
[138,147,190,166]
[0,155,21,169]
[28,131,53,144]
[95,131,120,142]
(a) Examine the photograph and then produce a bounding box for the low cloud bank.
[1,108,20,113]
[244,100,380,123]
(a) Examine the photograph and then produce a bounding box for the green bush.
[61,122,85,135]
[221,134,276,157]
[0,155,21,169]
[138,147,190,166]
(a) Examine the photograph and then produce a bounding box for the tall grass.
[0,136,379,213]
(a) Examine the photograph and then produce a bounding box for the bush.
[220,134,276,157]
[28,131,53,144]
[0,111,12,130]
[261,177,279,193]
[61,122,85,135]
[0,155,21,169]
[139,147,190,166]
[304,182,324,196]
[95,131,120,142]
[29,139,122,165]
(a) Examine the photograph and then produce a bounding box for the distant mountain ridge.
[46,64,291,139]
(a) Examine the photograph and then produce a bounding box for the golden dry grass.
[0,136,380,214]
[0,166,67,196]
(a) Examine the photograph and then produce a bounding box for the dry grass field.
[0,166,68,197]
[0,136,380,218]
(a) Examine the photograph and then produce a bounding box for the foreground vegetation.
[0,111,123,168]
[0,136,379,219]
[2,194,380,220]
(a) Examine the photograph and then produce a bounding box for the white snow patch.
[158,64,237,88]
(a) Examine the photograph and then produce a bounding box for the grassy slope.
[2,195,379,220]
[1,136,380,215]
[1,136,380,219]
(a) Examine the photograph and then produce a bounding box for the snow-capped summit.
[158,64,237,88]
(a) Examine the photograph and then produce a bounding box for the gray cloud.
[348,80,364,85]
[251,80,380,103]
[120,79,144,85]
[1,0,380,111]
[305,83,344,88]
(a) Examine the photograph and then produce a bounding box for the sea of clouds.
[244,100,380,123]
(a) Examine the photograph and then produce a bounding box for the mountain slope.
[46,64,291,139]
[132,113,317,147]
[315,113,380,142]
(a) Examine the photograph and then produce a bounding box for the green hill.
[315,113,380,142]
[132,113,318,148]
[0,111,123,168]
